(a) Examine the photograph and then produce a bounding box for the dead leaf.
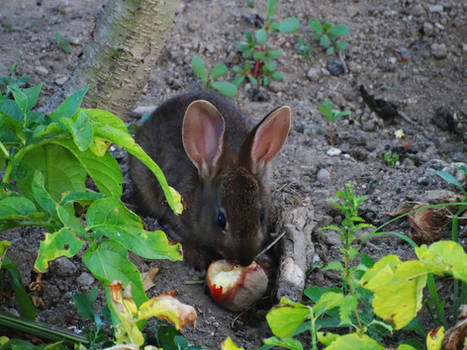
[31,295,45,308]
[442,304,467,350]
[386,202,416,217]
[142,267,159,291]
[408,204,448,244]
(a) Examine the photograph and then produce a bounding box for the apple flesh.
[207,260,268,312]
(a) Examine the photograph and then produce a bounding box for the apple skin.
[207,260,268,312]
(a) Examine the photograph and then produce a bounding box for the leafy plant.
[0,240,36,320]
[0,64,30,95]
[0,82,183,323]
[233,0,300,88]
[55,32,71,54]
[296,38,312,59]
[383,150,399,168]
[318,98,350,145]
[308,19,349,55]
[191,56,237,97]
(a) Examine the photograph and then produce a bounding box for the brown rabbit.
[129,91,291,270]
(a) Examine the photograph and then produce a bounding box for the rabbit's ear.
[183,100,225,178]
[243,106,291,174]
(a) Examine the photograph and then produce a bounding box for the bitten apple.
[207,260,268,312]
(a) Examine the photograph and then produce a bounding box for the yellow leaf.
[169,186,184,215]
[137,294,197,330]
[426,326,444,350]
[221,337,244,350]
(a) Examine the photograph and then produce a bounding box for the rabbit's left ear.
[241,106,291,175]
[182,100,226,178]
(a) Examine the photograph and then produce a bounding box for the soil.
[0,0,466,349]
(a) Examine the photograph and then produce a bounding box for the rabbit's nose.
[238,255,254,267]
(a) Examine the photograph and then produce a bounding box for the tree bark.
[62,0,180,120]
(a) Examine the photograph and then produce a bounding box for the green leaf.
[51,138,122,198]
[73,285,98,320]
[266,49,282,58]
[7,83,42,116]
[236,43,250,52]
[254,51,265,60]
[209,64,228,79]
[308,19,323,39]
[49,86,88,121]
[0,98,23,129]
[264,60,276,72]
[247,74,258,86]
[266,0,276,20]
[86,197,182,261]
[242,48,254,58]
[232,76,245,88]
[56,205,85,237]
[59,191,105,207]
[336,42,348,51]
[314,292,344,317]
[232,65,242,73]
[319,99,334,121]
[264,337,303,350]
[434,170,465,194]
[323,261,343,272]
[271,71,283,81]
[34,227,86,272]
[328,24,349,39]
[211,81,238,98]
[326,47,335,55]
[339,294,357,325]
[266,298,310,338]
[276,17,300,33]
[256,29,267,46]
[85,109,179,211]
[323,333,384,350]
[1,254,36,320]
[31,171,57,218]
[304,285,342,302]
[0,196,37,220]
[82,239,147,306]
[60,110,93,151]
[191,56,207,82]
[320,34,330,48]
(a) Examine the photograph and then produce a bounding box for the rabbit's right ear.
[183,100,225,178]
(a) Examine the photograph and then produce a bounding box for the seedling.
[55,32,71,53]
[308,19,349,55]
[296,38,312,59]
[383,150,399,168]
[318,98,350,145]
[234,0,299,88]
[191,56,237,97]
[0,64,30,95]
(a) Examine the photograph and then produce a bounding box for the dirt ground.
[0,0,466,348]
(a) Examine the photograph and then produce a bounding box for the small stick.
[255,230,287,258]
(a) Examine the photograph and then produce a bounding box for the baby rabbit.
[129,91,291,270]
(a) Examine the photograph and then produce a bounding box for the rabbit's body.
[130,91,290,269]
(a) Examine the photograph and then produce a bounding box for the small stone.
[77,272,95,287]
[306,67,320,81]
[34,65,48,76]
[462,43,467,54]
[411,4,426,17]
[417,176,430,186]
[422,22,434,36]
[316,168,331,183]
[327,59,345,76]
[431,43,448,59]
[428,5,443,14]
[326,147,342,156]
[55,75,68,86]
[51,257,77,277]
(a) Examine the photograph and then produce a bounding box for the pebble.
[417,176,430,186]
[77,272,95,287]
[327,59,345,76]
[431,43,448,59]
[306,67,320,81]
[51,257,77,277]
[411,4,426,17]
[34,65,48,76]
[55,75,68,86]
[326,147,342,156]
[316,168,331,183]
[422,22,434,36]
[428,5,444,14]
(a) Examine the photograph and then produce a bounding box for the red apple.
[207,260,268,312]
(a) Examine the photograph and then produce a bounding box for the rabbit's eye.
[217,212,226,229]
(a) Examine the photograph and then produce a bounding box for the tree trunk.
[62,0,179,120]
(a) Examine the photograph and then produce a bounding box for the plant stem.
[451,215,459,323]
[426,273,448,329]
[309,308,318,350]
[344,227,363,333]
[0,141,9,158]
[329,123,334,146]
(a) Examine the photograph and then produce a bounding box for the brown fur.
[129,91,290,269]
